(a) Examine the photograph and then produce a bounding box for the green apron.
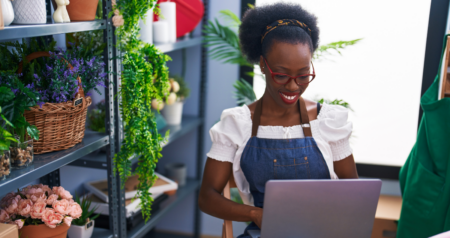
[398,34,450,238]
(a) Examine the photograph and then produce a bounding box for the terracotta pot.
[51,0,99,21]
[19,224,69,238]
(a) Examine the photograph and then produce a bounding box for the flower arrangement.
[151,75,190,110]
[0,184,82,229]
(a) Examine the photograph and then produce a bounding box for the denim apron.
[237,98,331,238]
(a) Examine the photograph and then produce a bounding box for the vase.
[0,150,11,180]
[65,0,99,21]
[161,101,184,125]
[19,224,69,238]
[67,220,95,238]
[10,139,33,169]
[11,0,46,24]
[1,0,14,26]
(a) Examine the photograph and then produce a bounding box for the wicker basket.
[19,52,92,154]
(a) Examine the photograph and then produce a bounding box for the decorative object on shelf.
[139,8,153,44]
[112,0,171,222]
[154,0,204,38]
[165,162,186,186]
[158,1,176,43]
[0,223,18,238]
[161,75,190,125]
[67,193,99,238]
[153,21,169,43]
[11,0,46,24]
[10,139,33,169]
[0,150,11,181]
[65,0,98,21]
[0,0,14,28]
[18,52,92,154]
[53,0,70,23]
[0,184,82,238]
[85,172,177,202]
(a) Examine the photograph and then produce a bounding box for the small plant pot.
[11,0,46,24]
[10,139,34,169]
[19,224,69,238]
[165,163,187,187]
[161,101,184,125]
[0,150,11,180]
[67,220,95,238]
[65,0,99,21]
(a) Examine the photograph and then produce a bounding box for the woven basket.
[19,52,92,154]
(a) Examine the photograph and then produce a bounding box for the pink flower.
[5,201,18,214]
[27,188,37,195]
[42,208,64,228]
[17,199,33,217]
[53,199,70,215]
[59,190,72,200]
[14,219,24,229]
[41,185,52,195]
[30,201,47,219]
[0,209,10,222]
[64,216,73,227]
[112,15,124,27]
[30,192,46,203]
[47,194,59,206]
[0,192,16,208]
[68,203,82,219]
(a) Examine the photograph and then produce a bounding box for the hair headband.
[261,19,312,43]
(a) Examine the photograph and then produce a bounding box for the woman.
[199,3,358,237]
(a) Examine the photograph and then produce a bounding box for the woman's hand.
[250,208,263,228]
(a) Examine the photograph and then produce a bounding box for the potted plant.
[67,194,99,238]
[0,72,40,169]
[159,75,190,125]
[0,184,82,238]
[0,100,16,180]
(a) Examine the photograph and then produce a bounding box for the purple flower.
[46,65,52,71]
[37,102,45,108]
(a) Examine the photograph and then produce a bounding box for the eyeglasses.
[263,57,316,86]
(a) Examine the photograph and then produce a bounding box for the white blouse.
[206,104,353,206]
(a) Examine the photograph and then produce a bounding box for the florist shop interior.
[0,0,449,238]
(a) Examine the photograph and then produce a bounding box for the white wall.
[254,0,431,167]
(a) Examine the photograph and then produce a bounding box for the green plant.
[0,104,18,151]
[112,0,171,222]
[88,101,106,133]
[71,193,100,226]
[203,10,361,106]
[316,98,353,111]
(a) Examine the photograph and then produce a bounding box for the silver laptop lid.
[261,179,382,238]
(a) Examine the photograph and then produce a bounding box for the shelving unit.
[0,0,209,237]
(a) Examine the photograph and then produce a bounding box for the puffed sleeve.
[206,107,249,163]
[318,105,353,161]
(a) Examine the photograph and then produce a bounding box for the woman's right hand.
[250,208,263,229]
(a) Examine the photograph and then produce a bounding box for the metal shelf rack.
[0,0,209,237]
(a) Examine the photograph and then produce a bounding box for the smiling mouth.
[279,92,300,104]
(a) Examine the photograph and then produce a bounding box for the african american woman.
[199,3,358,237]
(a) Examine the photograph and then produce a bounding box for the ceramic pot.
[0,150,11,180]
[67,220,95,238]
[19,224,69,238]
[66,0,99,21]
[161,101,184,125]
[1,0,14,26]
[11,0,46,24]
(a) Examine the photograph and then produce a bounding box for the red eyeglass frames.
[263,57,316,86]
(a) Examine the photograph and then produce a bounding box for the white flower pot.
[1,0,14,26]
[11,0,46,24]
[67,220,95,238]
[161,101,183,125]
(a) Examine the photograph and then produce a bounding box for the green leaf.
[233,79,256,106]
[27,125,40,141]
[0,141,9,150]
[0,86,15,104]
[1,114,14,128]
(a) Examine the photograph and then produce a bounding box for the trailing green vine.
[112,0,171,221]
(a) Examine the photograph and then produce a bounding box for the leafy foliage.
[234,79,256,106]
[71,193,100,226]
[313,39,362,60]
[112,0,171,222]
[317,98,353,111]
[88,101,106,133]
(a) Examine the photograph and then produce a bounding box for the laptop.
[247,179,382,238]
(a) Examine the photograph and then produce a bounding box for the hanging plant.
[111,0,171,222]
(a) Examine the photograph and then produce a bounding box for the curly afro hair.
[239,3,319,64]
